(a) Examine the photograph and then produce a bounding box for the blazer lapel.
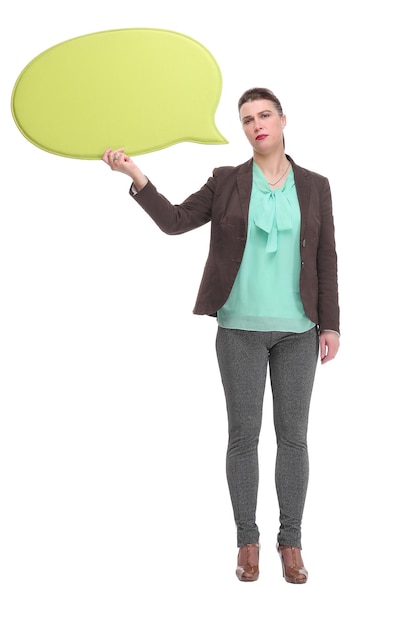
[288,155,311,239]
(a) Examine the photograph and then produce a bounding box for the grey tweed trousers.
[215,326,319,548]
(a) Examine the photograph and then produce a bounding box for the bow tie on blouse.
[253,184,293,253]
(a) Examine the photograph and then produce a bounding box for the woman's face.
[239,99,286,154]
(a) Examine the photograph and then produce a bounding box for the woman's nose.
[254,119,263,132]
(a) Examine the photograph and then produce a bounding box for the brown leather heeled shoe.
[236,543,260,582]
[277,544,308,584]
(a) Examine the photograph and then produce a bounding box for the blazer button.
[302,239,306,247]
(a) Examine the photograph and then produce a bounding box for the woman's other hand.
[320,330,340,364]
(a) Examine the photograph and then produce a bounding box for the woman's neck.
[253,151,289,186]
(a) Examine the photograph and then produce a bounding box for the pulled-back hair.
[238,88,283,116]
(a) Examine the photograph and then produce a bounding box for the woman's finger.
[102,147,112,163]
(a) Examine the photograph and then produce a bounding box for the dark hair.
[238,88,283,116]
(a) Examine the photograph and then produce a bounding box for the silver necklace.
[267,162,290,186]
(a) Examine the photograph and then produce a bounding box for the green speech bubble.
[11,28,228,159]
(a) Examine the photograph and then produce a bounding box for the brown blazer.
[130,155,340,333]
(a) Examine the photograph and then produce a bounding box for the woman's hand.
[102,148,148,191]
[319,330,340,364]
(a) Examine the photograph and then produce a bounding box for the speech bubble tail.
[209,129,229,145]
[198,134,229,146]
[186,122,229,147]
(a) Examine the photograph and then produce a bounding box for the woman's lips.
[256,134,268,140]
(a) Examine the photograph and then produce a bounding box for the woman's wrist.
[131,171,148,192]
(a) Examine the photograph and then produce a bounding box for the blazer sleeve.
[129,176,216,235]
[316,177,340,333]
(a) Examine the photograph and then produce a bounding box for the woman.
[102,87,340,584]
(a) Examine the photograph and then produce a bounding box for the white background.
[1,1,416,624]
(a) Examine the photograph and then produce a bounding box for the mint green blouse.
[217,162,315,332]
